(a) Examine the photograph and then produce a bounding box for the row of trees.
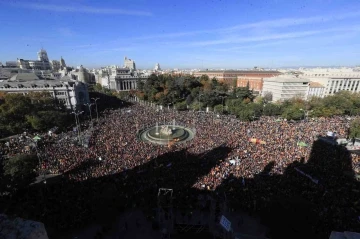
[135,74,254,112]
[0,92,71,138]
[133,74,360,121]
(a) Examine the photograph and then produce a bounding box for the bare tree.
[263,91,273,103]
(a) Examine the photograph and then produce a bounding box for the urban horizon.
[1,0,360,69]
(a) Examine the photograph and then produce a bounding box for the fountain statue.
[173,119,176,130]
[160,125,173,135]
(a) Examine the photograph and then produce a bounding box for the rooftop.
[0,79,83,89]
[263,75,310,83]
[196,70,281,74]
[309,81,325,88]
[9,73,39,82]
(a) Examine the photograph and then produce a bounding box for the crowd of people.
[1,103,360,238]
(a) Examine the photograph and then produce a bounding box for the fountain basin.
[138,125,195,145]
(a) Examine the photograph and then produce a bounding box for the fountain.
[155,122,159,135]
[160,125,173,135]
[138,122,195,145]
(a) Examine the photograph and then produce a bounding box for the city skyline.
[1,0,360,69]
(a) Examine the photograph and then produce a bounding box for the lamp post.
[91,98,100,121]
[71,111,84,143]
[84,103,94,123]
[167,102,174,111]
[220,96,225,114]
[198,93,203,112]
[31,137,44,182]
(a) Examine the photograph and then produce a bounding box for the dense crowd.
[1,103,360,238]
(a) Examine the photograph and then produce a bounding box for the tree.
[263,103,282,116]
[0,94,32,134]
[350,118,360,138]
[93,83,103,92]
[186,95,193,106]
[175,101,187,111]
[214,104,223,113]
[137,78,144,91]
[282,106,304,120]
[3,154,38,189]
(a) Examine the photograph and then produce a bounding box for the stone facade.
[262,76,310,102]
[98,59,146,91]
[236,77,264,94]
[0,75,90,110]
[50,60,60,72]
[306,82,325,99]
[194,70,281,89]
[300,69,360,97]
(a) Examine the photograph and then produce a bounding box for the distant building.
[70,65,95,84]
[60,57,67,70]
[5,61,18,68]
[306,82,325,99]
[301,68,360,97]
[98,57,146,91]
[194,70,281,89]
[262,75,310,102]
[236,77,264,95]
[124,56,136,71]
[17,49,51,71]
[154,63,161,71]
[0,66,60,80]
[50,60,61,72]
[37,49,49,62]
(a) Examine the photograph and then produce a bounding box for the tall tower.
[60,57,66,70]
[37,49,49,62]
[154,63,161,71]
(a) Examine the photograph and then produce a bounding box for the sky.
[0,0,360,69]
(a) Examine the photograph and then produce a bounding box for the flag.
[297,141,308,147]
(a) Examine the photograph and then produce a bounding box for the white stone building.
[124,56,136,71]
[0,73,89,110]
[262,75,310,102]
[50,60,61,72]
[17,49,52,71]
[306,82,325,99]
[301,68,360,96]
[98,57,147,91]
